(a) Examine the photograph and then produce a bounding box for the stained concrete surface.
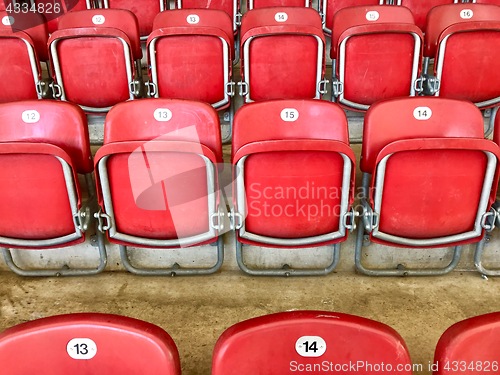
[1,271,499,374]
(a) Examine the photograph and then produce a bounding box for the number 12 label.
[295,336,327,357]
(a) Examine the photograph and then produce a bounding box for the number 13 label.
[67,338,97,360]
[295,336,327,357]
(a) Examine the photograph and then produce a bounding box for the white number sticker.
[295,336,327,358]
[280,108,299,122]
[460,9,473,19]
[2,16,14,26]
[154,108,173,122]
[22,110,40,124]
[67,338,97,360]
[366,11,380,22]
[187,14,200,24]
[413,106,432,121]
[275,12,288,22]
[92,15,105,25]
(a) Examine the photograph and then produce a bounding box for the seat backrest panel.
[105,0,162,37]
[323,0,381,33]
[361,97,484,173]
[0,10,48,60]
[213,311,412,375]
[425,3,500,57]
[434,313,500,375]
[35,0,90,33]
[0,100,91,173]
[400,0,453,31]
[57,8,141,58]
[104,99,222,163]
[232,99,348,154]
[0,313,181,375]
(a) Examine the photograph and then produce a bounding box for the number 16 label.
[67,338,97,360]
[295,336,327,357]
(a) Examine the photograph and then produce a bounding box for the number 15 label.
[295,336,327,357]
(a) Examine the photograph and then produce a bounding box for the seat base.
[2,225,107,277]
[119,236,224,276]
[236,237,340,277]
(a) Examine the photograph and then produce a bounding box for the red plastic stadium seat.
[356,97,500,276]
[213,311,412,374]
[434,313,500,375]
[94,99,225,276]
[147,9,234,110]
[0,313,181,375]
[397,0,455,31]
[319,0,382,35]
[231,100,356,276]
[475,0,500,5]
[424,4,500,108]
[102,0,166,39]
[48,9,142,113]
[331,5,423,111]
[0,11,48,103]
[176,0,239,34]
[248,0,310,11]
[240,8,326,103]
[0,100,106,276]
[34,0,93,33]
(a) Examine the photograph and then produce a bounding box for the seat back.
[95,99,222,248]
[0,313,181,375]
[232,99,355,247]
[332,5,423,111]
[148,9,234,109]
[425,4,500,108]
[248,0,310,10]
[362,97,500,248]
[48,9,141,112]
[398,0,455,31]
[0,11,48,103]
[0,100,91,248]
[320,0,382,34]
[177,0,239,33]
[34,0,92,33]
[434,313,500,375]
[103,0,166,38]
[240,7,325,102]
[213,311,412,375]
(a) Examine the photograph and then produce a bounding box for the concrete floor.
[1,270,499,374]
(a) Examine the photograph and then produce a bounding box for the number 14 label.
[295,336,327,357]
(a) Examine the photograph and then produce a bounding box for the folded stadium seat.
[48,9,142,114]
[212,311,412,374]
[231,100,356,276]
[330,5,423,112]
[424,4,500,109]
[434,312,500,375]
[475,113,500,276]
[356,97,500,276]
[32,0,94,33]
[239,8,327,103]
[319,0,383,35]
[394,0,456,32]
[248,0,311,11]
[94,99,225,276]
[0,313,181,375]
[147,9,234,110]
[0,11,50,103]
[0,100,107,277]
[176,0,240,35]
[102,0,167,40]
